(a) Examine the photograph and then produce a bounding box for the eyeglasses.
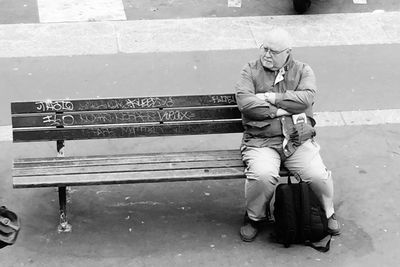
[259,44,288,56]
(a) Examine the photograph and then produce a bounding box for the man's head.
[259,28,292,70]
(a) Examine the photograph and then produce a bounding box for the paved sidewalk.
[1,11,400,58]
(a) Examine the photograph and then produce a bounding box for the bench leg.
[57,186,72,233]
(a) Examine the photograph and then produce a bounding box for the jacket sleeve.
[235,64,278,120]
[274,64,316,114]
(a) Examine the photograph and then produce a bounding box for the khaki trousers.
[241,139,335,221]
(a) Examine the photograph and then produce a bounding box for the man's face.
[259,39,290,70]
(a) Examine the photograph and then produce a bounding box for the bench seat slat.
[13,167,246,188]
[14,150,242,167]
[13,159,245,177]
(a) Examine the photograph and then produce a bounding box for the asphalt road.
[1,0,400,23]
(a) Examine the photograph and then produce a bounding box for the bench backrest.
[11,94,243,142]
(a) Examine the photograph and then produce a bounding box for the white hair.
[262,27,293,50]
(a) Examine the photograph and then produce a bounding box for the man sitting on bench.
[235,27,341,242]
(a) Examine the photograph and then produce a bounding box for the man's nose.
[264,51,272,58]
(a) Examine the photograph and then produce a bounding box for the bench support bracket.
[57,186,72,233]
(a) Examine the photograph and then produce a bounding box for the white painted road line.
[0,11,399,58]
[37,0,127,23]
[2,109,400,142]
[0,125,11,142]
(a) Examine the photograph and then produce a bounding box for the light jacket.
[235,55,317,156]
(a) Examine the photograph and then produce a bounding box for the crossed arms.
[235,62,317,120]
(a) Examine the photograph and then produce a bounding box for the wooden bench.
[11,94,288,232]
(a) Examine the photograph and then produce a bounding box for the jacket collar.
[282,54,294,71]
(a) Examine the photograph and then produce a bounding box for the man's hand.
[288,123,316,146]
[255,92,276,104]
[255,93,266,101]
[264,92,276,104]
[276,108,291,117]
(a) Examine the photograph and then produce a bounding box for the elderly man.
[235,28,340,242]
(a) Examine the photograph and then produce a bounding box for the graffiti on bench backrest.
[36,95,236,127]
[35,95,235,113]
[42,114,75,126]
[209,95,236,105]
[35,100,74,112]
[41,110,196,126]
[35,97,176,112]
[83,121,240,138]
[77,97,176,111]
